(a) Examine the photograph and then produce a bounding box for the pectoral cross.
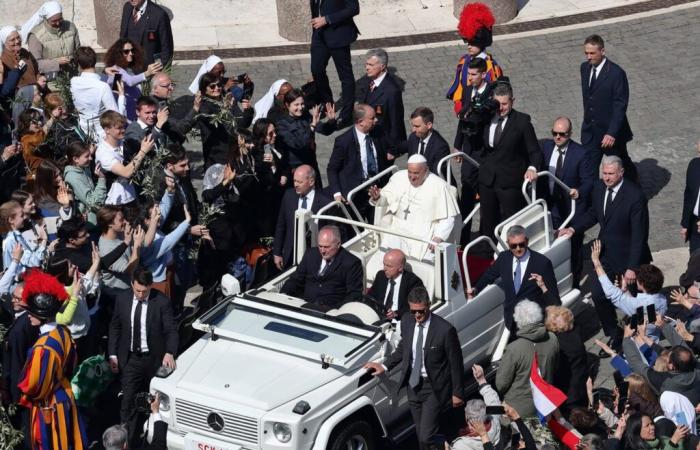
[402,204,411,220]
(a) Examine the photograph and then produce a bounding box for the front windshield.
[205,301,370,359]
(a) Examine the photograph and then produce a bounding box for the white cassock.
[372,171,460,260]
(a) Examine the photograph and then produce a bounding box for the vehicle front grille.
[175,398,259,445]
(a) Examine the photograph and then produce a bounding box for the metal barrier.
[436,151,480,185]
[461,235,498,292]
[346,166,399,222]
[521,170,576,230]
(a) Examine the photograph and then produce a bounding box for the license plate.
[184,433,241,450]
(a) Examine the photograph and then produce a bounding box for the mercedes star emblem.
[206,412,225,432]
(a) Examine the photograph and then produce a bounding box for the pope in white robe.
[369,155,460,260]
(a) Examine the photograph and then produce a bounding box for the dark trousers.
[120,352,157,445]
[310,39,354,123]
[589,266,622,340]
[552,206,584,288]
[479,184,527,241]
[689,215,700,254]
[588,140,638,183]
[408,378,445,450]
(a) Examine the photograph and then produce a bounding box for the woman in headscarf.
[253,79,289,124]
[1,27,39,89]
[22,1,81,76]
[102,38,162,121]
[189,55,254,124]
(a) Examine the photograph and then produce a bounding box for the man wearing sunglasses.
[364,287,464,450]
[538,116,595,288]
[469,225,560,330]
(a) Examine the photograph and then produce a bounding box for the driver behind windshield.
[280,225,363,311]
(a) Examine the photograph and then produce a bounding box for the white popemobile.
[149,161,582,450]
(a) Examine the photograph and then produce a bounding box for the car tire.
[328,419,376,450]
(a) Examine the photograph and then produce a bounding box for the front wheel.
[328,420,376,450]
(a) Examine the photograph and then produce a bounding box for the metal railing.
[311,214,437,246]
[347,166,399,222]
[493,199,550,249]
[461,235,499,292]
[521,170,576,230]
[436,151,480,185]
[314,200,360,235]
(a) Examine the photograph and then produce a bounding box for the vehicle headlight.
[154,391,170,412]
[272,422,292,443]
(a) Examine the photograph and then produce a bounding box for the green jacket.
[495,323,559,418]
[64,165,106,226]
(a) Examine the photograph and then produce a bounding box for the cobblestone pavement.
[161,6,700,437]
[170,6,700,255]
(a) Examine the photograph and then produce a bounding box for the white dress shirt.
[354,127,377,177]
[384,273,403,312]
[693,186,700,216]
[70,72,126,141]
[411,315,431,378]
[603,179,623,215]
[488,114,508,147]
[371,71,388,90]
[298,189,316,210]
[589,58,607,86]
[547,143,568,192]
[130,298,149,353]
[511,250,531,287]
[417,132,432,155]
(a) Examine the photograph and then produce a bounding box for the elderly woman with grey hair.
[495,300,559,418]
[451,364,502,450]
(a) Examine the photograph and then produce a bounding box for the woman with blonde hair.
[626,373,664,418]
[545,305,588,411]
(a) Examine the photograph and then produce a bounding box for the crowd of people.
[0,0,699,450]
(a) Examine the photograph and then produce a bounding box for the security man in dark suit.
[369,249,425,320]
[273,165,333,270]
[469,225,560,330]
[478,81,543,240]
[561,155,651,353]
[538,116,595,287]
[681,142,700,254]
[281,225,363,310]
[123,96,169,162]
[398,106,453,184]
[454,58,495,241]
[327,104,391,221]
[120,0,174,65]
[355,48,406,154]
[310,0,360,125]
[580,34,637,182]
[364,287,464,450]
[108,267,178,440]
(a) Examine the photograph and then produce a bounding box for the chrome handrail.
[314,200,360,235]
[521,170,576,230]
[463,203,481,225]
[346,166,399,221]
[437,151,480,185]
[461,235,498,292]
[493,199,550,249]
[312,214,436,245]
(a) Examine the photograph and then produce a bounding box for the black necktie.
[132,300,143,353]
[493,117,505,147]
[369,80,376,92]
[605,187,614,217]
[301,196,308,209]
[554,147,565,181]
[365,135,378,177]
[409,324,424,388]
[319,259,331,276]
[589,65,597,89]
[419,140,426,155]
[385,279,396,309]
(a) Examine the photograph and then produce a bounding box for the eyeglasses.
[551,130,569,137]
[409,308,428,315]
[158,83,175,89]
[508,242,527,249]
[207,84,222,90]
[12,295,22,302]
[122,48,135,55]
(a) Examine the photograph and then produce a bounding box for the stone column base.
[93,0,124,49]
[276,0,311,43]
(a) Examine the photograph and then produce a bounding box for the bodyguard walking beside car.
[364,287,464,450]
